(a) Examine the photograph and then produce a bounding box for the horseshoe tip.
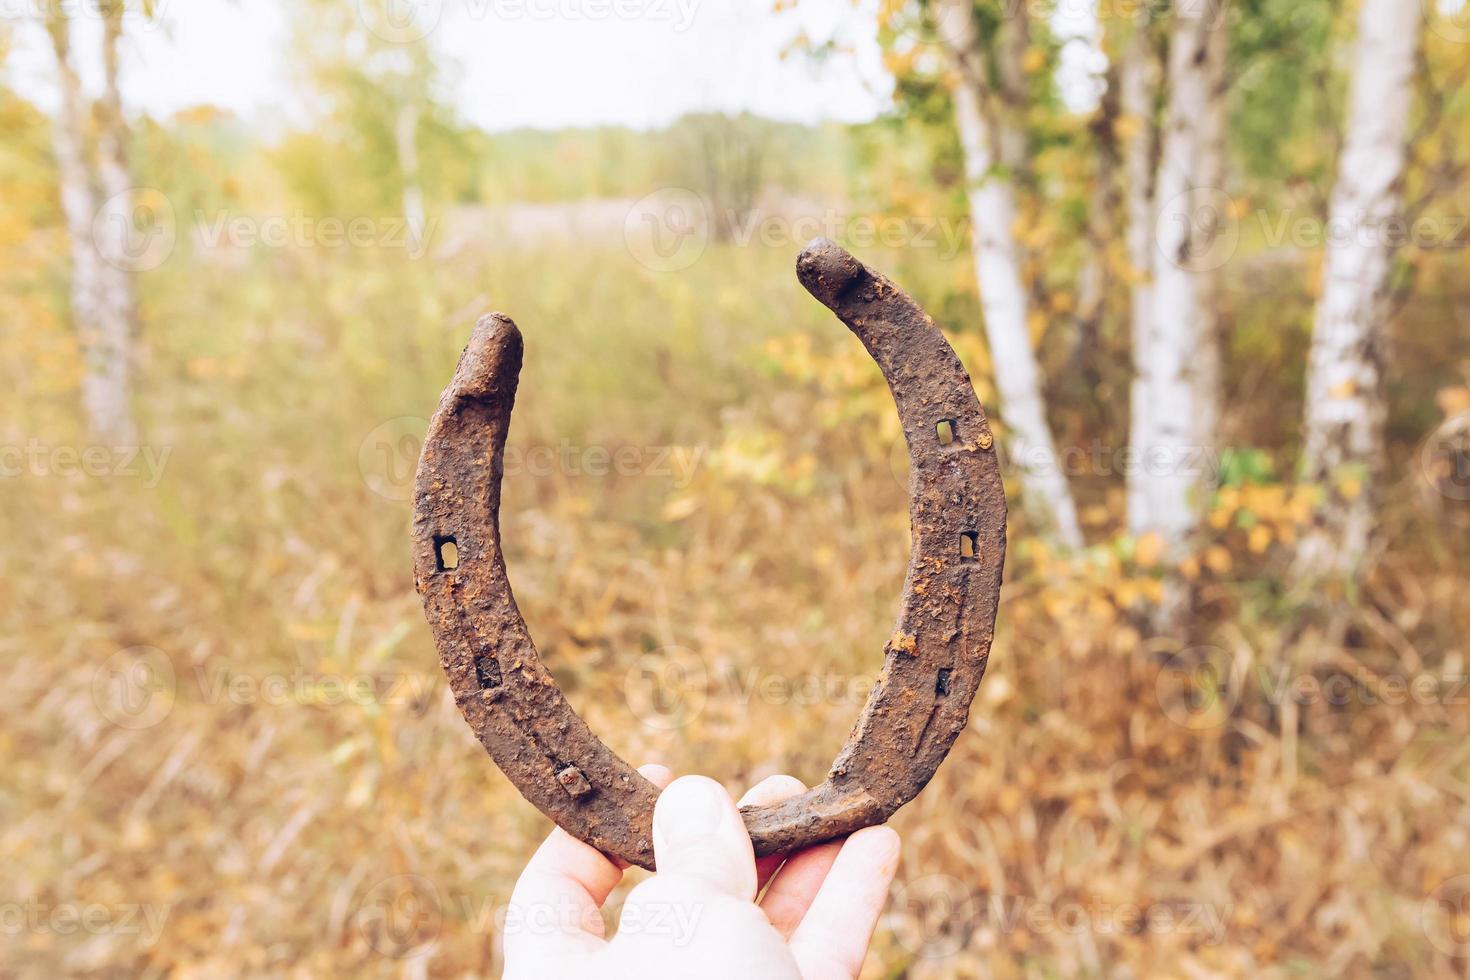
[450,313,524,400]
[796,237,868,308]
[473,312,521,339]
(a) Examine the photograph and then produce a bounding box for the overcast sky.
[5,0,899,131]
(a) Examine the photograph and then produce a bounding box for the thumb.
[652,776,757,900]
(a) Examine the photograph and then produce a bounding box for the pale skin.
[504,766,902,979]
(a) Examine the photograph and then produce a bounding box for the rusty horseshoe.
[412,238,1006,869]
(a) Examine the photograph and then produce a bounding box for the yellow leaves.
[660,493,701,522]
[1289,485,1317,524]
[1028,308,1047,342]
[1134,532,1164,569]
[1204,545,1234,575]
[1180,544,1234,581]
[1248,524,1273,554]
[882,47,919,80]
[1022,46,1047,74]
[1437,385,1470,418]
[1337,475,1363,500]
[1305,253,1325,299]
[1115,113,1144,142]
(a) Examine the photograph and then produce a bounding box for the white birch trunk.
[1075,64,1119,351]
[46,9,135,444]
[1295,0,1422,583]
[1192,24,1229,458]
[396,103,427,250]
[938,0,1083,548]
[92,0,139,445]
[1132,6,1228,553]
[1121,24,1160,533]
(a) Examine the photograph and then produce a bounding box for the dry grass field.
[4,226,1470,977]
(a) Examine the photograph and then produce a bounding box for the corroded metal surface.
[412,238,1007,869]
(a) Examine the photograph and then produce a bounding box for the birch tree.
[936,0,1084,548]
[296,0,442,249]
[395,103,427,249]
[93,0,139,444]
[45,2,137,444]
[1294,0,1423,584]
[1129,3,1229,558]
[1120,21,1161,534]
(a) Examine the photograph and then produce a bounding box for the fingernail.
[656,777,726,847]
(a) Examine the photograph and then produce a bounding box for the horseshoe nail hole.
[434,535,459,571]
[476,652,503,689]
[959,531,979,562]
[936,668,953,696]
[936,419,957,446]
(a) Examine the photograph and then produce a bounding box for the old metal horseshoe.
[412,239,1006,869]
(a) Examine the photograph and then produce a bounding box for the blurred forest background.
[4,0,1470,976]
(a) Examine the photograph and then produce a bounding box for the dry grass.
[3,237,1469,978]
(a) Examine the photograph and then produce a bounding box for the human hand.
[503,765,901,979]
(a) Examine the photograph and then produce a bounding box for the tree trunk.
[938,0,1083,549]
[1191,24,1229,459]
[1073,59,1121,371]
[1294,0,1422,585]
[46,6,136,445]
[1130,7,1229,555]
[92,0,139,445]
[395,102,427,249]
[1121,23,1161,534]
